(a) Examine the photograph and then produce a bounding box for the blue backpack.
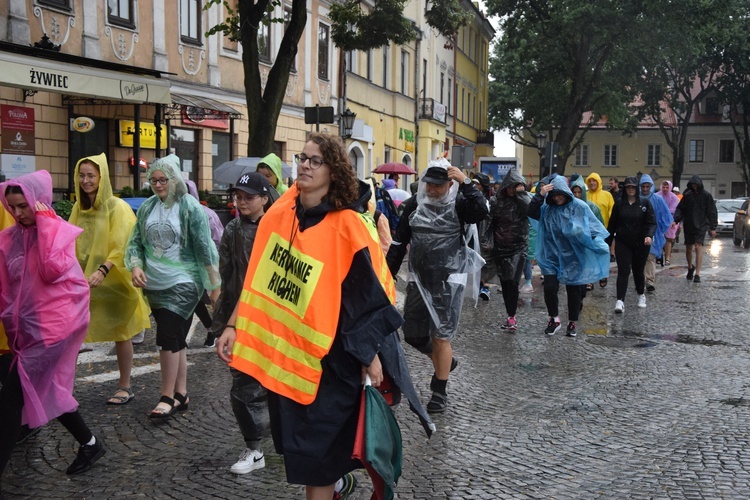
[375,187,400,234]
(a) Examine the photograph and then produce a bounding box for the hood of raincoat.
[655,179,680,213]
[687,175,704,193]
[258,153,288,194]
[545,175,574,205]
[73,153,113,210]
[382,179,396,190]
[498,168,526,197]
[147,154,188,208]
[585,172,604,193]
[639,174,657,197]
[569,175,589,202]
[0,169,53,220]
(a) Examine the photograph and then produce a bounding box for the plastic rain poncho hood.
[639,174,672,257]
[125,155,221,319]
[258,152,288,194]
[0,170,90,428]
[535,175,610,285]
[69,154,151,342]
[409,158,484,332]
[0,204,14,352]
[186,179,224,249]
[570,175,604,223]
[585,172,615,227]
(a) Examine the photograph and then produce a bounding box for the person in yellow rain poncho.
[69,154,151,405]
[256,153,288,195]
[0,204,14,354]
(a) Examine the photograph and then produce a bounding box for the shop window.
[180,0,202,46]
[108,0,135,29]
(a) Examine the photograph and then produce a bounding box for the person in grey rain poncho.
[386,158,487,414]
[528,175,610,337]
[488,168,531,332]
[125,154,220,419]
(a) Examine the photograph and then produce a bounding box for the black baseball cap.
[230,172,272,196]
[422,166,450,185]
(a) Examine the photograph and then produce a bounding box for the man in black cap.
[386,158,487,414]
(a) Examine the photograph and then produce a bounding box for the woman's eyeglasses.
[295,153,325,169]
[149,178,169,186]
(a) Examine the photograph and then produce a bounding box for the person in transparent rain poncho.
[125,154,220,419]
[386,158,487,414]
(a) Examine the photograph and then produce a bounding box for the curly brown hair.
[305,132,358,209]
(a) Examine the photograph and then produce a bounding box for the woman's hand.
[363,354,383,387]
[88,270,104,288]
[216,326,236,363]
[540,183,554,196]
[644,236,652,246]
[132,267,147,288]
[209,287,220,307]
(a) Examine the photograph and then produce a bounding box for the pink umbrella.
[372,162,417,175]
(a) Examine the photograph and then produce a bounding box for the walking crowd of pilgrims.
[0,131,718,499]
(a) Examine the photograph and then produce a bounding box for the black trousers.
[229,368,269,449]
[615,242,650,300]
[0,363,92,478]
[499,280,520,317]
[542,274,586,322]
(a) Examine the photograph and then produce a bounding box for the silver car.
[715,199,745,234]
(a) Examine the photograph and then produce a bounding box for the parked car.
[715,199,745,235]
[734,198,750,247]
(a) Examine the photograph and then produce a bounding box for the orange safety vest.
[230,186,395,405]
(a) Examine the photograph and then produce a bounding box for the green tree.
[486,0,668,175]
[206,0,471,158]
[634,0,733,187]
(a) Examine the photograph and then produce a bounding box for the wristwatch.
[463,177,472,186]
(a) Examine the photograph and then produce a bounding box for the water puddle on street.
[719,397,750,407]
[600,329,733,347]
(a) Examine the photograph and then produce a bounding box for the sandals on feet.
[599,278,608,288]
[106,387,134,406]
[149,395,176,420]
[173,392,190,412]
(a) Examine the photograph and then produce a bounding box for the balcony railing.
[476,130,494,147]
[419,98,447,124]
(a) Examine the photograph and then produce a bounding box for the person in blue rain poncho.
[639,174,673,293]
[528,175,610,337]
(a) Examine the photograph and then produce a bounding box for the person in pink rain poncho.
[0,170,106,493]
[655,179,681,265]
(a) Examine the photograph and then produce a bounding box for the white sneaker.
[519,284,534,294]
[614,300,624,313]
[230,448,265,474]
[637,294,647,308]
[131,330,145,345]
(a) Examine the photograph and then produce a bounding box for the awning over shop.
[170,92,243,119]
[0,43,171,104]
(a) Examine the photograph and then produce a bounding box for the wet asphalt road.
[3,236,750,499]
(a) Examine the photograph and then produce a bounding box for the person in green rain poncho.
[125,154,220,419]
[255,153,288,195]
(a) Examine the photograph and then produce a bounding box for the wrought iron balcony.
[419,98,447,124]
[476,130,494,147]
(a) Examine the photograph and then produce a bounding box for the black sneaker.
[544,318,561,336]
[203,333,216,348]
[426,392,447,413]
[646,285,655,292]
[687,267,694,280]
[450,357,458,372]
[693,275,701,283]
[333,473,357,500]
[610,254,616,263]
[66,439,106,475]
[566,322,577,337]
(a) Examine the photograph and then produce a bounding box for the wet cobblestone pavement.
[4,237,750,498]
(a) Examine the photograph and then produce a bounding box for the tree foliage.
[486,0,675,175]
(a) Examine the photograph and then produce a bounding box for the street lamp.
[536,132,547,180]
[341,108,356,138]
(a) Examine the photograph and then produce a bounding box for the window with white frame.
[647,144,661,166]
[400,50,409,95]
[284,6,296,71]
[180,0,201,45]
[440,72,445,104]
[258,21,270,62]
[689,139,704,162]
[604,144,618,167]
[719,139,735,163]
[575,144,589,166]
[447,78,452,115]
[108,0,135,28]
[318,23,330,80]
